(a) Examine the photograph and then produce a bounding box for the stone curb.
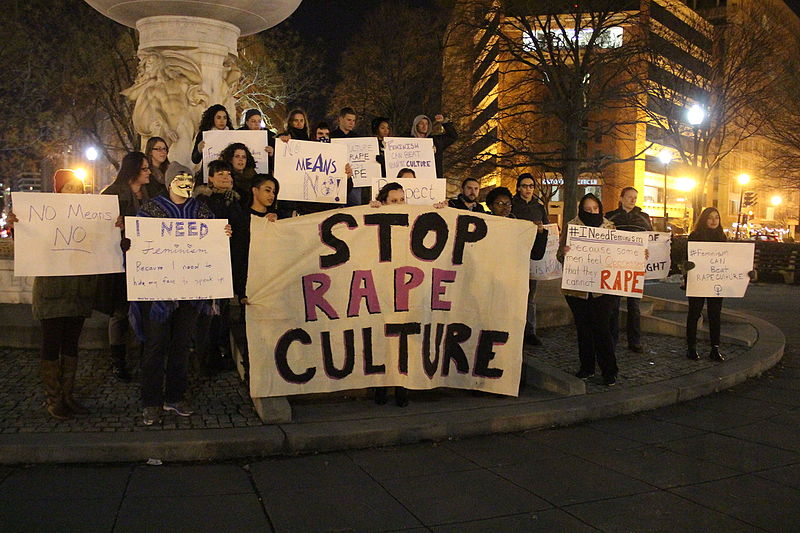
[0,312,784,464]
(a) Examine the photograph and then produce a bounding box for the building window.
[523,27,624,51]
[644,185,663,204]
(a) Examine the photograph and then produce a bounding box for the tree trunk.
[562,121,582,223]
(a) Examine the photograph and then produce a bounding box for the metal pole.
[691,127,700,230]
[663,163,668,231]
[735,187,744,240]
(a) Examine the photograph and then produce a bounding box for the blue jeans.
[610,297,642,349]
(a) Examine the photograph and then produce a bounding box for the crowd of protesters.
[8,104,740,424]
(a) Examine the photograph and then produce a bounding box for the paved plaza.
[0,283,798,532]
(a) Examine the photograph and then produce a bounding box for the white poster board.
[202,130,269,182]
[274,139,348,203]
[530,223,562,280]
[246,206,536,398]
[125,217,233,301]
[686,241,754,298]
[331,137,381,187]
[12,192,123,276]
[383,137,437,180]
[370,178,446,205]
[561,225,647,298]
[645,232,672,280]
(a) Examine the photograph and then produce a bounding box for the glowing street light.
[737,173,750,186]
[686,104,706,126]
[771,195,782,206]
[675,177,696,192]
[735,173,752,240]
[73,167,88,181]
[85,146,99,161]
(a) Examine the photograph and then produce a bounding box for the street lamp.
[771,195,782,206]
[84,146,98,194]
[735,173,750,240]
[658,149,672,231]
[686,104,706,229]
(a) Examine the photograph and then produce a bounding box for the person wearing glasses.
[97,152,153,383]
[448,177,487,213]
[144,137,169,198]
[512,173,547,346]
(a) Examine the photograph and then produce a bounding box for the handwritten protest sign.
[645,232,672,280]
[124,217,233,301]
[274,139,348,203]
[370,178,446,205]
[12,192,123,276]
[686,241,754,298]
[383,137,437,180]
[561,225,647,298]
[331,137,381,187]
[530,224,562,280]
[202,130,269,182]
[246,206,536,398]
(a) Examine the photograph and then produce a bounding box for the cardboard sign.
[331,137,382,187]
[686,241,754,298]
[202,130,269,182]
[12,192,123,276]
[383,137,437,180]
[530,224,562,280]
[370,178,446,205]
[274,139,348,203]
[246,206,536,398]
[645,232,672,280]
[561,225,647,298]
[125,216,233,301]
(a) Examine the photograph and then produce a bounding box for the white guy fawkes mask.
[170,173,194,198]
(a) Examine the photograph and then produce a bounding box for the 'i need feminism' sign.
[246,205,536,398]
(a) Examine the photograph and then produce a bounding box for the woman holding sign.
[557,193,620,386]
[191,104,234,166]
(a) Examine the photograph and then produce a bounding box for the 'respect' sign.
[246,205,536,398]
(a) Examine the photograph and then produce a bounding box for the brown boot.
[61,356,89,415]
[40,360,71,420]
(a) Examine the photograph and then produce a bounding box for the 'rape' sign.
[246,205,536,398]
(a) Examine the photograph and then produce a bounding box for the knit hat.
[164,162,192,188]
[53,169,78,193]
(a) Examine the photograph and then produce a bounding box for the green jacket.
[32,275,97,320]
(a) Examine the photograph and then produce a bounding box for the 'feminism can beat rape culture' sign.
[202,130,270,182]
[686,241,754,298]
[274,139,348,203]
[12,192,123,276]
[561,225,647,298]
[530,224,562,280]
[383,137,436,180]
[124,217,233,301]
[246,205,536,398]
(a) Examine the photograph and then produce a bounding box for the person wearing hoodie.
[448,177,488,213]
[411,113,458,179]
[605,187,653,353]
[511,173,548,346]
[557,193,619,386]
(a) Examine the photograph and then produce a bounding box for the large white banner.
[530,224,562,280]
[370,178,446,205]
[686,241,754,298]
[12,192,123,276]
[331,137,381,187]
[246,205,536,398]
[124,217,233,301]
[645,232,672,280]
[274,139,348,203]
[383,137,437,180]
[561,225,647,298]
[202,130,269,182]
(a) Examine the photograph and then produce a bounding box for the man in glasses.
[512,173,547,346]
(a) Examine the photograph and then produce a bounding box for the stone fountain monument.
[84,1,301,168]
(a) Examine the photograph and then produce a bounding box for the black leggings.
[687,297,723,347]
[40,317,85,361]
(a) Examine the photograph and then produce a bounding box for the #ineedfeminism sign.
[383,137,436,180]
[124,217,233,301]
[274,139,348,203]
[561,225,647,298]
[12,192,123,276]
[246,205,537,398]
[686,241,754,298]
[370,178,446,205]
[331,137,382,187]
[530,224,562,280]
[645,232,672,280]
[202,130,269,182]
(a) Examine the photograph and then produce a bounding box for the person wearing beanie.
[557,193,619,386]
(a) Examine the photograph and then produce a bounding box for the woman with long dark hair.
[684,207,729,362]
[219,142,257,200]
[144,137,169,198]
[191,104,234,165]
[98,152,152,381]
